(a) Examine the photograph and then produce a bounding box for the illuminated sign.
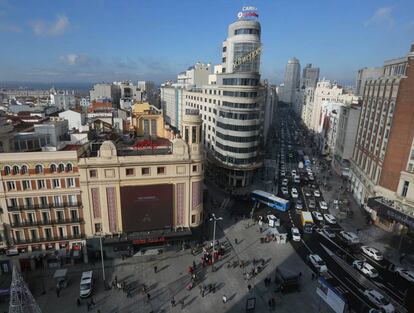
[133,139,159,150]
[238,6,259,19]
[233,45,263,69]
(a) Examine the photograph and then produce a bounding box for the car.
[291,170,297,176]
[363,289,394,313]
[318,227,336,238]
[282,178,288,186]
[280,171,286,176]
[294,176,300,184]
[352,260,379,278]
[323,214,336,224]
[308,174,314,181]
[295,199,303,210]
[281,187,289,195]
[291,227,301,242]
[340,231,360,244]
[308,254,328,273]
[80,271,93,298]
[361,246,383,261]
[313,189,321,197]
[291,188,298,198]
[394,267,414,283]
[319,201,328,210]
[312,211,324,222]
[309,199,316,209]
[304,190,312,197]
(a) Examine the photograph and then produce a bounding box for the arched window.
[3,166,11,175]
[58,163,65,173]
[21,165,28,175]
[50,164,57,173]
[66,163,73,172]
[35,164,43,174]
[12,165,19,175]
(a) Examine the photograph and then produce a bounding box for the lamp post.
[209,213,223,267]
[99,227,105,283]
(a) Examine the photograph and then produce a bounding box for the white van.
[79,271,93,298]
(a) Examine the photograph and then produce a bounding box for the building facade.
[282,57,301,104]
[355,67,383,96]
[302,63,320,89]
[351,43,414,233]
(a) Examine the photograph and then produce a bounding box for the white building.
[282,58,300,104]
[50,90,76,110]
[59,109,87,131]
[355,67,382,96]
[160,85,185,130]
[177,63,212,86]
[89,83,121,106]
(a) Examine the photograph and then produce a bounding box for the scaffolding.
[9,266,42,313]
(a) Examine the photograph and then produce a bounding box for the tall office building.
[302,63,320,88]
[184,8,264,190]
[355,67,383,96]
[351,43,414,233]
[282,57,301,104]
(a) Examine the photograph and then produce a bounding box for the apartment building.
[351,43,414,233]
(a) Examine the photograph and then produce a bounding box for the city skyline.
[0,0,413,85]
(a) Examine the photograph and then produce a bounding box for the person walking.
[154,265,158,273]
[248,284,252,291]
[234,238,238,245]
[222,295,227,303]
[146,293,151,302]
[171,297,176,307]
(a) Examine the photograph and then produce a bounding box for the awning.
[367,197,414,230]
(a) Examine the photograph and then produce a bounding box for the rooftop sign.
[238,6,259,19]
[233,45,262,69]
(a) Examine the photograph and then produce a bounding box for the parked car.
[319,201,328,210]
[308,254,328,273]
[294,176,300,184]
[309,199,316,209]
[291,227,301,242]
[291,187,298,198]
[352,260,378,278]
[318,227,336,238]
[282,178,288,186]
[291,170,297,176]
[394,267,414,283]
[281,187,289,195]
[361,246,383,261]
[313,189,321,197]
[79,271,94,298]
[312,211,324,222]
[323,214,336,224]
[304,190,312,197]
[295,199,303,210]
[280,171,286,177]
[340,231,360,244]
[363,289,394,313]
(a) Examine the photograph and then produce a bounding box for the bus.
[303,155,311,168]
[301,211,314,233]
[251,190,290,212]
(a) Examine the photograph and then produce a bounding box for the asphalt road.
[254,107,412,313]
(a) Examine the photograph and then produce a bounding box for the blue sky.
[0,0,413,85]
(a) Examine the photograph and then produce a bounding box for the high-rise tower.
[283,57,301,104]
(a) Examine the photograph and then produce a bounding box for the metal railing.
[14,233,85,244]
[7,202,82,212]
[11,218,84,227]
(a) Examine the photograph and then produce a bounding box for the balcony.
[14,233,85,244]
[7,202,82,212]
[11,218,85,228]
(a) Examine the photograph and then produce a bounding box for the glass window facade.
[233,42,261,73]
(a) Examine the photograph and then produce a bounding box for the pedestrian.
[76,298,81,306]
[147,293,151,302]
[268,299,272,309]
[248,284,252,291]
[87,302,91,311]
[209,284,212,293]
[114,275,118,286]
[234,238,238,245]
[299,272,302,279]
[56,287,60,298]
[171,297,176,307]
[222,295,227,303]
[193,260,196,269]
[154,265,158,273]
[311,273,315,280]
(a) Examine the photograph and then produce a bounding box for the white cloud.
[364,7,394,28]
[0,24,21,32]
[59,54,96,66]
[31,14,69,36]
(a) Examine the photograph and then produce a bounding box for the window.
[192,165,197,172]
[22,180,31,190]
[44,228,52,239]
[30,229,38,240]
[58,227,65,238]
[3,166,10,175]
[56,210,64,221]
[141,167,150,175]
[410,149,414,161]
[157,167,166,175]
[6,181,16,191]
[21,165,28,174]
[50,164,57,173]
[126,168,134,176]
[52,179,60,188]
[89,170,97,178]
[58,163,65,173]
[35,164,43,174]
[70,210,78,220]
[25,198,33,208]
[94,223,102,233]
[402,181,409,197]
[54,196,62,206]
[42,212,50,223]
[191,214,196,224]
[40,196,47,207]
[72,226,80,236]
[66,178,75,187]
[14,230,22,242]
[27,212,35,223]
[66,163,73,172]
[68,195,77,206]
[37,180,45,189]
[12,165,19,175]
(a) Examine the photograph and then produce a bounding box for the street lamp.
[98,226,105,283]
[209,213,223,267]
